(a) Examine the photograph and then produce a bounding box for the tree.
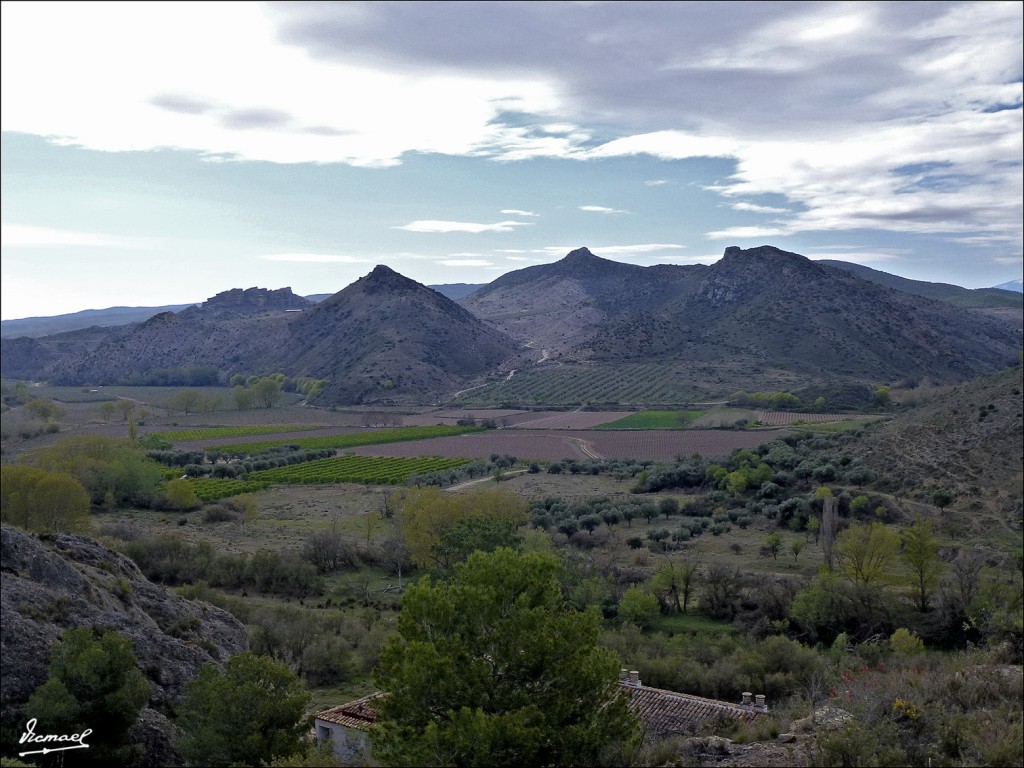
[176,651,310,767]
[651,556,700,614]
[834,522,900,588]
[35,436,164,506]
[818,488,839,571]
[874,385,891,408]
[931,488,953,510]
[658,497,679,518]
[618,585,659,628]
[99,401,117,422]
[902,515,942,612]
[24,397,65,421]
[167,388,204,415]
[395,486,527,569]
[163,477,199,510]
[791,538,805,563]
[765,531,783,560]
[0,465,92,534]
[251,377,283,409]
[26,627,149,766]
[232,384,255,410]
[433,515,522,565]
[372,548,638,767]
[700,563,743,620]
[116,399,136,421]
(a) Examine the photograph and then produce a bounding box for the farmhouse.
[313,672,767,761]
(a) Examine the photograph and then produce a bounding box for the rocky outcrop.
[202,286,312,313]
[0,526,248,765]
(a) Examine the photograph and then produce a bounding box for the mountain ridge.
[3,247,1020,405]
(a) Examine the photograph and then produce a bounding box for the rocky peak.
[202,286,311,313]
[357,264,423,293]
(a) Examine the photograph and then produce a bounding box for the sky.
[1,1,1022,321]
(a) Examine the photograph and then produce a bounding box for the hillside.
[279,265,521,404]
[15,272,521,405]
[851,363,1023,521]
[820,259,1023,322]
[461,247,705,358]
[0,303,198,339]
[0,525,248,765]
[459,246,1021,405]
[1,284,486,338]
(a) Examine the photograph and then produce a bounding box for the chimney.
[619,669,628,683]
[629,670,641,687]
[755,694,767,712]
[741,692,752,706]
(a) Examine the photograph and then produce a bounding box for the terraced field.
[455,363,702,406]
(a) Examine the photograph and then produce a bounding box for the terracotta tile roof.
[315,682,763,736]
[316,692,384,732]
[622,682,764,735]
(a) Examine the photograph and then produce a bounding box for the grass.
[650,612,738,635]
[153,424,324,440]
[594,410,706,430]
[207,425,484,454]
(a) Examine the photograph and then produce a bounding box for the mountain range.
[1,246,1020,406]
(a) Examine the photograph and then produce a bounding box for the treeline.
[117,536,322,598]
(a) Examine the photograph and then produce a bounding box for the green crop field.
[209,425,484,454]
[248,454,471,486]
[154,425,323,440]
[593,410,706,430]
[184,455,471,499]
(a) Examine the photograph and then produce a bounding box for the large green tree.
[0,465,92,534]
[25,627,150,766]
[902,515,943,613]
[372,548,638,767]
[34,436,164,507]
[175,652,309,767]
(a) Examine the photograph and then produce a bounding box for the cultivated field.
[348,428,788,462]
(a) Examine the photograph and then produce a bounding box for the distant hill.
[1,303,198,339]
[1,285,485,338]
[461,247,704,358]
[4,249,1020,407]
[991,279,1023,293]
[818,260,1023,320]
[277,266,519,403]
[17,272,520,405]
[461,246,1021,405]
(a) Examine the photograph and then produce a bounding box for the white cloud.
[1,1,1020,251]
[260,253,369,263]
[0,223,150,249]
[440,259,493,267]
[578,205,629,214]
[645,179,669,186]
[730,202,790,214]
[500,209,539,217]
[396,220,532,233]
[589,243,687,256]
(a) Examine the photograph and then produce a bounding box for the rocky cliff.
[0,526,248,765]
